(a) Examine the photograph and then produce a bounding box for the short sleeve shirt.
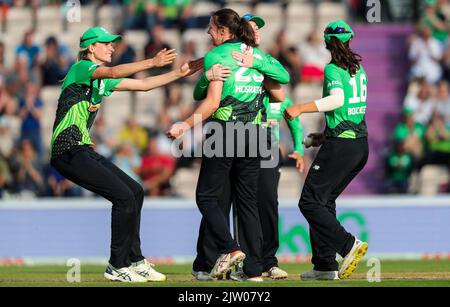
[50,60,123,159]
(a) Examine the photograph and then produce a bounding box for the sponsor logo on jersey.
[327,80,342,88]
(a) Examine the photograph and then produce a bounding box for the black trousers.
[193,170,232,273]
[258,154,281,271]
[193,147,280,276]
[51,145,145,269]
[299,137,369,271]
[195,122,264,277]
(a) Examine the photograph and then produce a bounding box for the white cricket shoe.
[192,270,214,281]
[262,266,288,279]
[210,250,246,278]
[338,238,369,279]
[130,259,167,282]
[230,271,264,282]
[104,264,148,282]
[300,269,339,281]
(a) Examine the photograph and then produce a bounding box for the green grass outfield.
[1,260,450,287]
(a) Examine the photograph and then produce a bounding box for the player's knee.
[114,188,137,207]
[196,192,217,212]
[195,193,207,208]
[298,196,315,215]
[195,188,208,204]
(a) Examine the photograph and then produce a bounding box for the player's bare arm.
[92,48,177,80]
[114,58,203,91]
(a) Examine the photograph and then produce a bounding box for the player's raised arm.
[232,52,290,84]
[113,58,203,92]
[48,26,187,283]
[91,48,177,80]
[167,80,222,139]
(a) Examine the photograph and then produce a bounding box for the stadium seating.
[40,86,60,147]
[192,1,221,17]
[7,6,33,34]
[36,6,64,34]
[0,1,354,197]
[285,2,315,44]
[171,166,200,198]
[224,3,252,16]
[418,165,450,195]
[102,91,134,134]
[134,88,165,128]
[96,4,122,32]
[182,29,211,57]
[317,1,347,30]
[124,30,149,60]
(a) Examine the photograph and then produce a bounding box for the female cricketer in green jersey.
[167,8,288,280]
[191,14,304,281]
[49,26,202,282]
[284,20,369,280]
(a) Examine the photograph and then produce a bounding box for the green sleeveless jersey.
[200,40,289,124]
[50,60,123,159]
[323,63,368,139]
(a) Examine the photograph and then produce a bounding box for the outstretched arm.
[284,88,345,120]
[232,52,290,84]
[113,58,203,91]
[91,48,177,80]
[275,98,304,172]
[167,81,222,139]
[286,106,305,172]
[286,114,304,155]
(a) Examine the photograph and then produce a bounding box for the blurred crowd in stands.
[0,0,340,199]
[385,0,450,194]
[4,0,446,199]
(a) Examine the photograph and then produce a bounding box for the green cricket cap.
[403,107,414,116]
[80,27,122,49]
[324,20,354,43]
[242,13,265,29]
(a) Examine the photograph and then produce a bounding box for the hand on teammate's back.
[206,64,232,81]
[152,48,177,67]
[179,58,204,77]
[232,51,253,67]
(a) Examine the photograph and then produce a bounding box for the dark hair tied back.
[212,8,256,47]
[326,36,362,76]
